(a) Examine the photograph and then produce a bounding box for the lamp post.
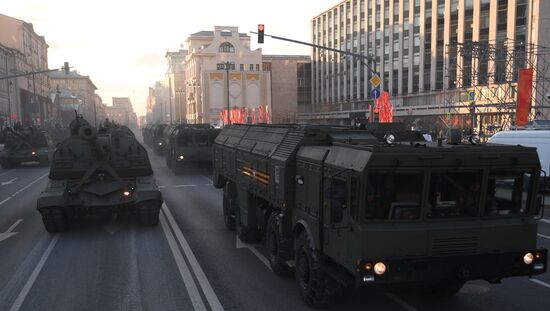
[218,61,234,126]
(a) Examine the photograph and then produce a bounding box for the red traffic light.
[258,24,265,44]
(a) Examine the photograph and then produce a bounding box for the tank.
[0,127,55,168]
[36,116,163,233]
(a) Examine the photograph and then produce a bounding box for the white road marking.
[162,203,224,311]
[235,236,272,271]
[385,293,419,311]
[158,186,166,189]
[538,234,550,239]
[201,175,213,184]
[160,212,206,311]
[1,178,17,186]
[174,184,197,188]
[0,219,23,243]
[540,219,550,225]
[0,197,11,206]
[0,169,16,177]
[530,279,550,289]
[0,173,48,206]
[9,234,59,311]
[203,184,213,187]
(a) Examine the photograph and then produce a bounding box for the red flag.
[252,108,256,124]
[517,68,534,127]
[259,105,264,123]
[265,105,270,124]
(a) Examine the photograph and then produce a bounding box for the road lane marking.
[0,173,48,205]
[162,203,224,311]
[9,234,59,311]
[0,169,15,177]
[159,212,206,311]
[385,293,419,311]
[201,175,213,184]
[1,178,17,186]
[530,279,550,289]
[0,219,23,243]
[235,236,272,271]
[174,184,197,188]
[538,234,550,239]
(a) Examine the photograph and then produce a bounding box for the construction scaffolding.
[444,40,550,136]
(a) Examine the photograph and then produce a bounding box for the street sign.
[371,88,381,100]
[468,91,475,102]
[370,74,381,87]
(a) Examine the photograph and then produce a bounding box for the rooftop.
[190,30,249,38]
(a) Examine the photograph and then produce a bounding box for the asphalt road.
[0,138,549,311]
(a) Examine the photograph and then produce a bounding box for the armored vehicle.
[213,124,547,307]
[150,124,168,154]
[48,125,70,144]
[36,116,163,233]
[165,124,221,173]
[141,124,154,146]
[0,127,55,168]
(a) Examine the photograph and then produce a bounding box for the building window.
[240,64,244,71]
[256,64,260,71]
[249,64,254,71]
[219,42,235,53]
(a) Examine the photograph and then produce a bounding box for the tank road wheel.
[139,201,161,226]
[222,189,236,231]
[236,208,261,244]
[295,231,340,307]
[40,207,67,233]
[266,212,293,276]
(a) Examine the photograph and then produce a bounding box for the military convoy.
[213,124,548,306]
[164,124,221,173]
[0,127,55,168]
[37,116,163,233]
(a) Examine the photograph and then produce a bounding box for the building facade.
[49,70,98,124]
[0,44,17,125]
[146,81,169,124]
[307,0,549,132]
[184,26,271,126]
[0,13,51,126]
[262,55,312,123]
[166,49,188,123]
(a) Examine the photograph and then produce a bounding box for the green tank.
[213,124,548,307]
[36,116,163,233]
[0,127,55,168]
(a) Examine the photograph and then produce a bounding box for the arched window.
[219,42,235,53]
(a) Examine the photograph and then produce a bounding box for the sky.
[1,0,338,116]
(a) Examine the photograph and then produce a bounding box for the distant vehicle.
[36,116,163,233]
[213,124,547,307]
[0,127,55,168]
[164,124,221,174]
[488,130,550,188]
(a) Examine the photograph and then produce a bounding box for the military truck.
[36,116,163,233]
[141,124,154,146]
[213,124,548,307]
[0,127,55,168]
[164,124,221,173]
[149,124,167,154]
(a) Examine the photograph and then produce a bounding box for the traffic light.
[258,24,264,44]
[64,62,70,74]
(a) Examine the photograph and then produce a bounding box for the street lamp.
[217,61,235,126]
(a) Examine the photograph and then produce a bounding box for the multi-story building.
[0,13,51,126]
[262,55,312,123]
[49,70,98,123]
[307,0,549,132]
[0,44,17,126]
[146,81,169,124]
[184,26,271,126]
[166,49,188,123]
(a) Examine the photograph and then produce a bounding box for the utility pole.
[218,61,233,126]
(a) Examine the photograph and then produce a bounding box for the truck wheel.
[266,212,293,276]
[139,201,161,226]
[41,207,67,233]
[236,208,261,244]
[295,231,339,307]
[222,191,236,231]
[212,172,226,189]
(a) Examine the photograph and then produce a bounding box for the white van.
[488,130,550,180]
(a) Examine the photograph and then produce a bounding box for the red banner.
[517,68,534,127]
[374,91,394,123]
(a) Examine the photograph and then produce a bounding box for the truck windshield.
[484,171,533,217]
[365,172,423,220]
[427,171,482,219]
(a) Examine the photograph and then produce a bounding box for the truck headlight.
[374,262,386,275]
[158,142,163,146]
[179,155,184,160]
[524,252,534,265]
[384,133,395,145]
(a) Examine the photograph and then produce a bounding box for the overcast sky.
[1,0,337,116]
